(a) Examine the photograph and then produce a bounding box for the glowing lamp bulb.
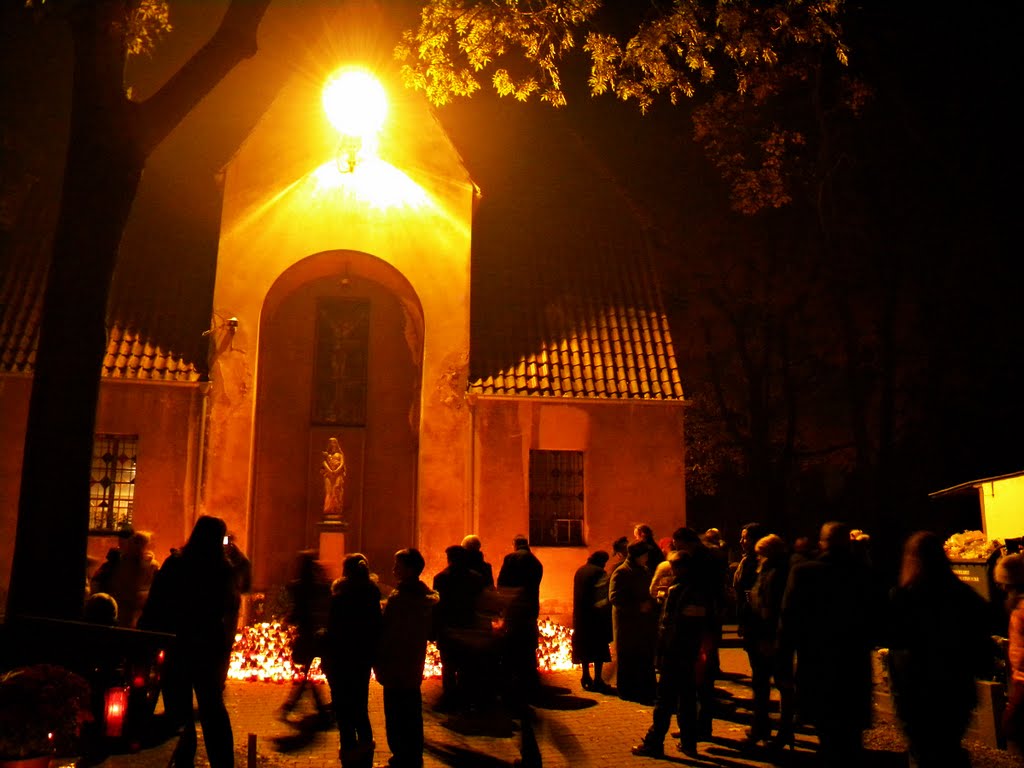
[323,69,387,139]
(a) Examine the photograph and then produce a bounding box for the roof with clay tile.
[467,229,684,401]
[470,303,683,400]
[0,224,207,383]
[2,231,677,396]
[464,99,684,403]
[2,83,683,400]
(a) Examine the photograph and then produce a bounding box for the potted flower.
[0,664,91,767]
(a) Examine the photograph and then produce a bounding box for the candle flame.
[228,619,575,682]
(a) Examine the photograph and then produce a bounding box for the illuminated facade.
[0,17,687,618]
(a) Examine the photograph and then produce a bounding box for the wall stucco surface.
[204,57,474,583]
[0,376,32,609]
[979,475,1024,543]
[1,378,201,606]
[471,397,686,616]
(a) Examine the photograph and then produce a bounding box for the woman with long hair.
[888,531,992,768]
[140,515,240,768]
[323,553,382,768]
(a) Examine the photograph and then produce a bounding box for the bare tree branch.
[137,0,271,154]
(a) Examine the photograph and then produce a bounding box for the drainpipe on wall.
[193,380,212,528]
[467,392,478,535]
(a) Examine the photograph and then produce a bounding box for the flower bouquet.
[944,530,1002,561]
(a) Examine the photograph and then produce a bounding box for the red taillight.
[132,674,146,688]
[157,650,165,664]
[104,686,130,738]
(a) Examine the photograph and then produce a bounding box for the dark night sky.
[2,2,1020,535]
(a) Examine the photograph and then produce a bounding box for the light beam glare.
[312,157,429,211]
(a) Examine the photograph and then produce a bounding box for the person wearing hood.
[374,548,439,768]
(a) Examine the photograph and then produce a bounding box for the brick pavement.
[98,649,829,768]
[94,648,1017,768]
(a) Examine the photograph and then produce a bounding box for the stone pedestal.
[318,520,349,580]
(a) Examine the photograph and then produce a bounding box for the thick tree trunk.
[6,0,269,620]
[7,0,143,621]
[7,146,143,620]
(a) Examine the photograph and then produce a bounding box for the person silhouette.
[279,550,332,724]
[573,550,612,693]
[778,521,879,768]
[323,553,382,768]
[888,531,992,768]
[139,515,240,768]
[374,549,438,768]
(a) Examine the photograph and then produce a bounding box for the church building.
[0,7,687,618]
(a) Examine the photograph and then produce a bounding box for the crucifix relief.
[312,298,369,426]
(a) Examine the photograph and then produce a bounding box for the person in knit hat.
[995,553,1024,756]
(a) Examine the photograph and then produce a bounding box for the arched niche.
[252,250,423,590]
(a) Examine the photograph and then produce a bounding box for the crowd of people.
[78,516,1024,768]
[607,521,1022,768]
[87,521,546,768]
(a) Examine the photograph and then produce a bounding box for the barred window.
[528,449,584,546]
[89,434,137,534]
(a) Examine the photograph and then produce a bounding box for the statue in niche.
[321,437,346,520]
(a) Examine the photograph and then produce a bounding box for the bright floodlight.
[323,68,387,140]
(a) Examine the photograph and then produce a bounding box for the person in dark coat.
[433,544,487,710]
[887,531,993,768]
[375,548,439,768]
[279,550,332,723]
[745,533,794,747]
[461,534,495,588]
[139,515,240,768]
[778,521,878,768]
[611,541,658,704]
[572,550,612,693]
[323,553,382,768]
[497,534,544,695]
[462,534,502,708]
[632,544,724,758]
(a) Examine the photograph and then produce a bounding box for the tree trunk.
[7,148,143,620]
[7,0,143,620]
[6,0,269,620]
